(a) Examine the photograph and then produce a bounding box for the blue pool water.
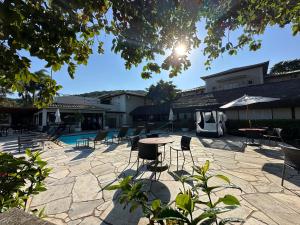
[58,129,133,145]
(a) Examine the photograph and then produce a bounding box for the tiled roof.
[47,103,106,110]
[130,103,170,116]
[201,61,269,80]
[99,91,146,99]
[173,78,300,111]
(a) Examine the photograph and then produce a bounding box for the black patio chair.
[170,136,195,171]
[280,144,300,186]
[146,133,159,138]
[88,130,109,149]
[132,126,144,136]
[263,128,283,146]
[129,135,140,163]
[137,142,162,181]
[112,126,129,144]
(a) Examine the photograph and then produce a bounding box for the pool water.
[58,129,133,145]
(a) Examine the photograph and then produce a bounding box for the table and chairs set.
[129,134,195,181]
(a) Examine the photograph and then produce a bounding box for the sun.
[174,44,187,56]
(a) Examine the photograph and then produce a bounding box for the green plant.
[0,149,51,213]
[107,160,243,225]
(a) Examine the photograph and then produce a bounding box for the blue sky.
[27,24,300,95]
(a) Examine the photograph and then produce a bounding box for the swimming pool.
[58,129,133,145]
[58,131,113,145]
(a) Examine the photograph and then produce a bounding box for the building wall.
[124,95,147,125]
[225,107,293,120]
[295,107,300,119]
[204,67,264,92]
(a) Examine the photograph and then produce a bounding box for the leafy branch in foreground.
[0,149,51,213]
[1,1,300,106]
[107,160,243,225]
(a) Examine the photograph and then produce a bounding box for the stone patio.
[1,133,300,225]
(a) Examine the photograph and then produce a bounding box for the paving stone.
[72,173,102,202]
[244,217,270,225]
[79,216,101,225]
[67,219,82,225]
[250,211,278,225]
[69,200,103,220]
[49,170,70,179]
[91,163,115,176]
[41,197,72,215]
[243,193,300,225]
[31,183,73,206]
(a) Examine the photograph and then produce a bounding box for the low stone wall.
[0,208,54,225]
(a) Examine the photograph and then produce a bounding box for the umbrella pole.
[247,105,252,128]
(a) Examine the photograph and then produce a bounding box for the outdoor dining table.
[139,137,174,171]
[238,128,267,145]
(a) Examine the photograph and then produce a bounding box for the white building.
[34,91,148,131]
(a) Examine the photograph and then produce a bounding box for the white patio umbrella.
[55,108,61,124]
[220,95,279,127]
[169,108,174,132]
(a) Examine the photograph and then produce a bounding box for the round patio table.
[238,128,266,145]
[238,128,266,132]
[139,137,174,171]
[139,137,174,145]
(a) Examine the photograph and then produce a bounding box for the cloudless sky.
[27,24,300,95]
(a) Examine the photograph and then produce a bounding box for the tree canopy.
[146,80,180,104]
[270,59,300,74]
[1,0,300,106]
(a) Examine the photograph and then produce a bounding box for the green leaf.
[214,174,230,184]
[105,184,120,190]
[214,195,240,207]
[155,207,190,223]
[152,199,161,210]
[175,193,194,214]
[203,160,210,174]
[218,217,244,225]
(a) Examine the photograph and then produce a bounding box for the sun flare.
[174,44,187,56]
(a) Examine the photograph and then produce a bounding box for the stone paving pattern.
[1,133,300,225]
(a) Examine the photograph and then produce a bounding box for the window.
[248,80,253,85]
[212,86,216,91]
[101,98,111,104]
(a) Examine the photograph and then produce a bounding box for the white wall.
[225,107,293,120]
[205,67,264,92]
[273,108,292,119]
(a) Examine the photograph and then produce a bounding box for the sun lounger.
[88,130,109,149]
[111,127,129,144]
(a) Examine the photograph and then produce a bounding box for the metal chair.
[146,133,159,138]
[170,136,194,170]
[280,144,300,186]
[263,128,283,146]
[137,142,162,181]
[129,135,140,163]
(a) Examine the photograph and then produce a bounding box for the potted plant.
[73,112,84,132]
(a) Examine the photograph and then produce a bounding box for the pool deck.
[1,133,300,225]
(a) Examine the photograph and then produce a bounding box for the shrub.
[107,160,242,225]
[0,149,51,213]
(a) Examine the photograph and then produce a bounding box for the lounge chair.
[112,126,129,144]
[88,130,109,149]
[132,126,144,136]
[280,144,300,186]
